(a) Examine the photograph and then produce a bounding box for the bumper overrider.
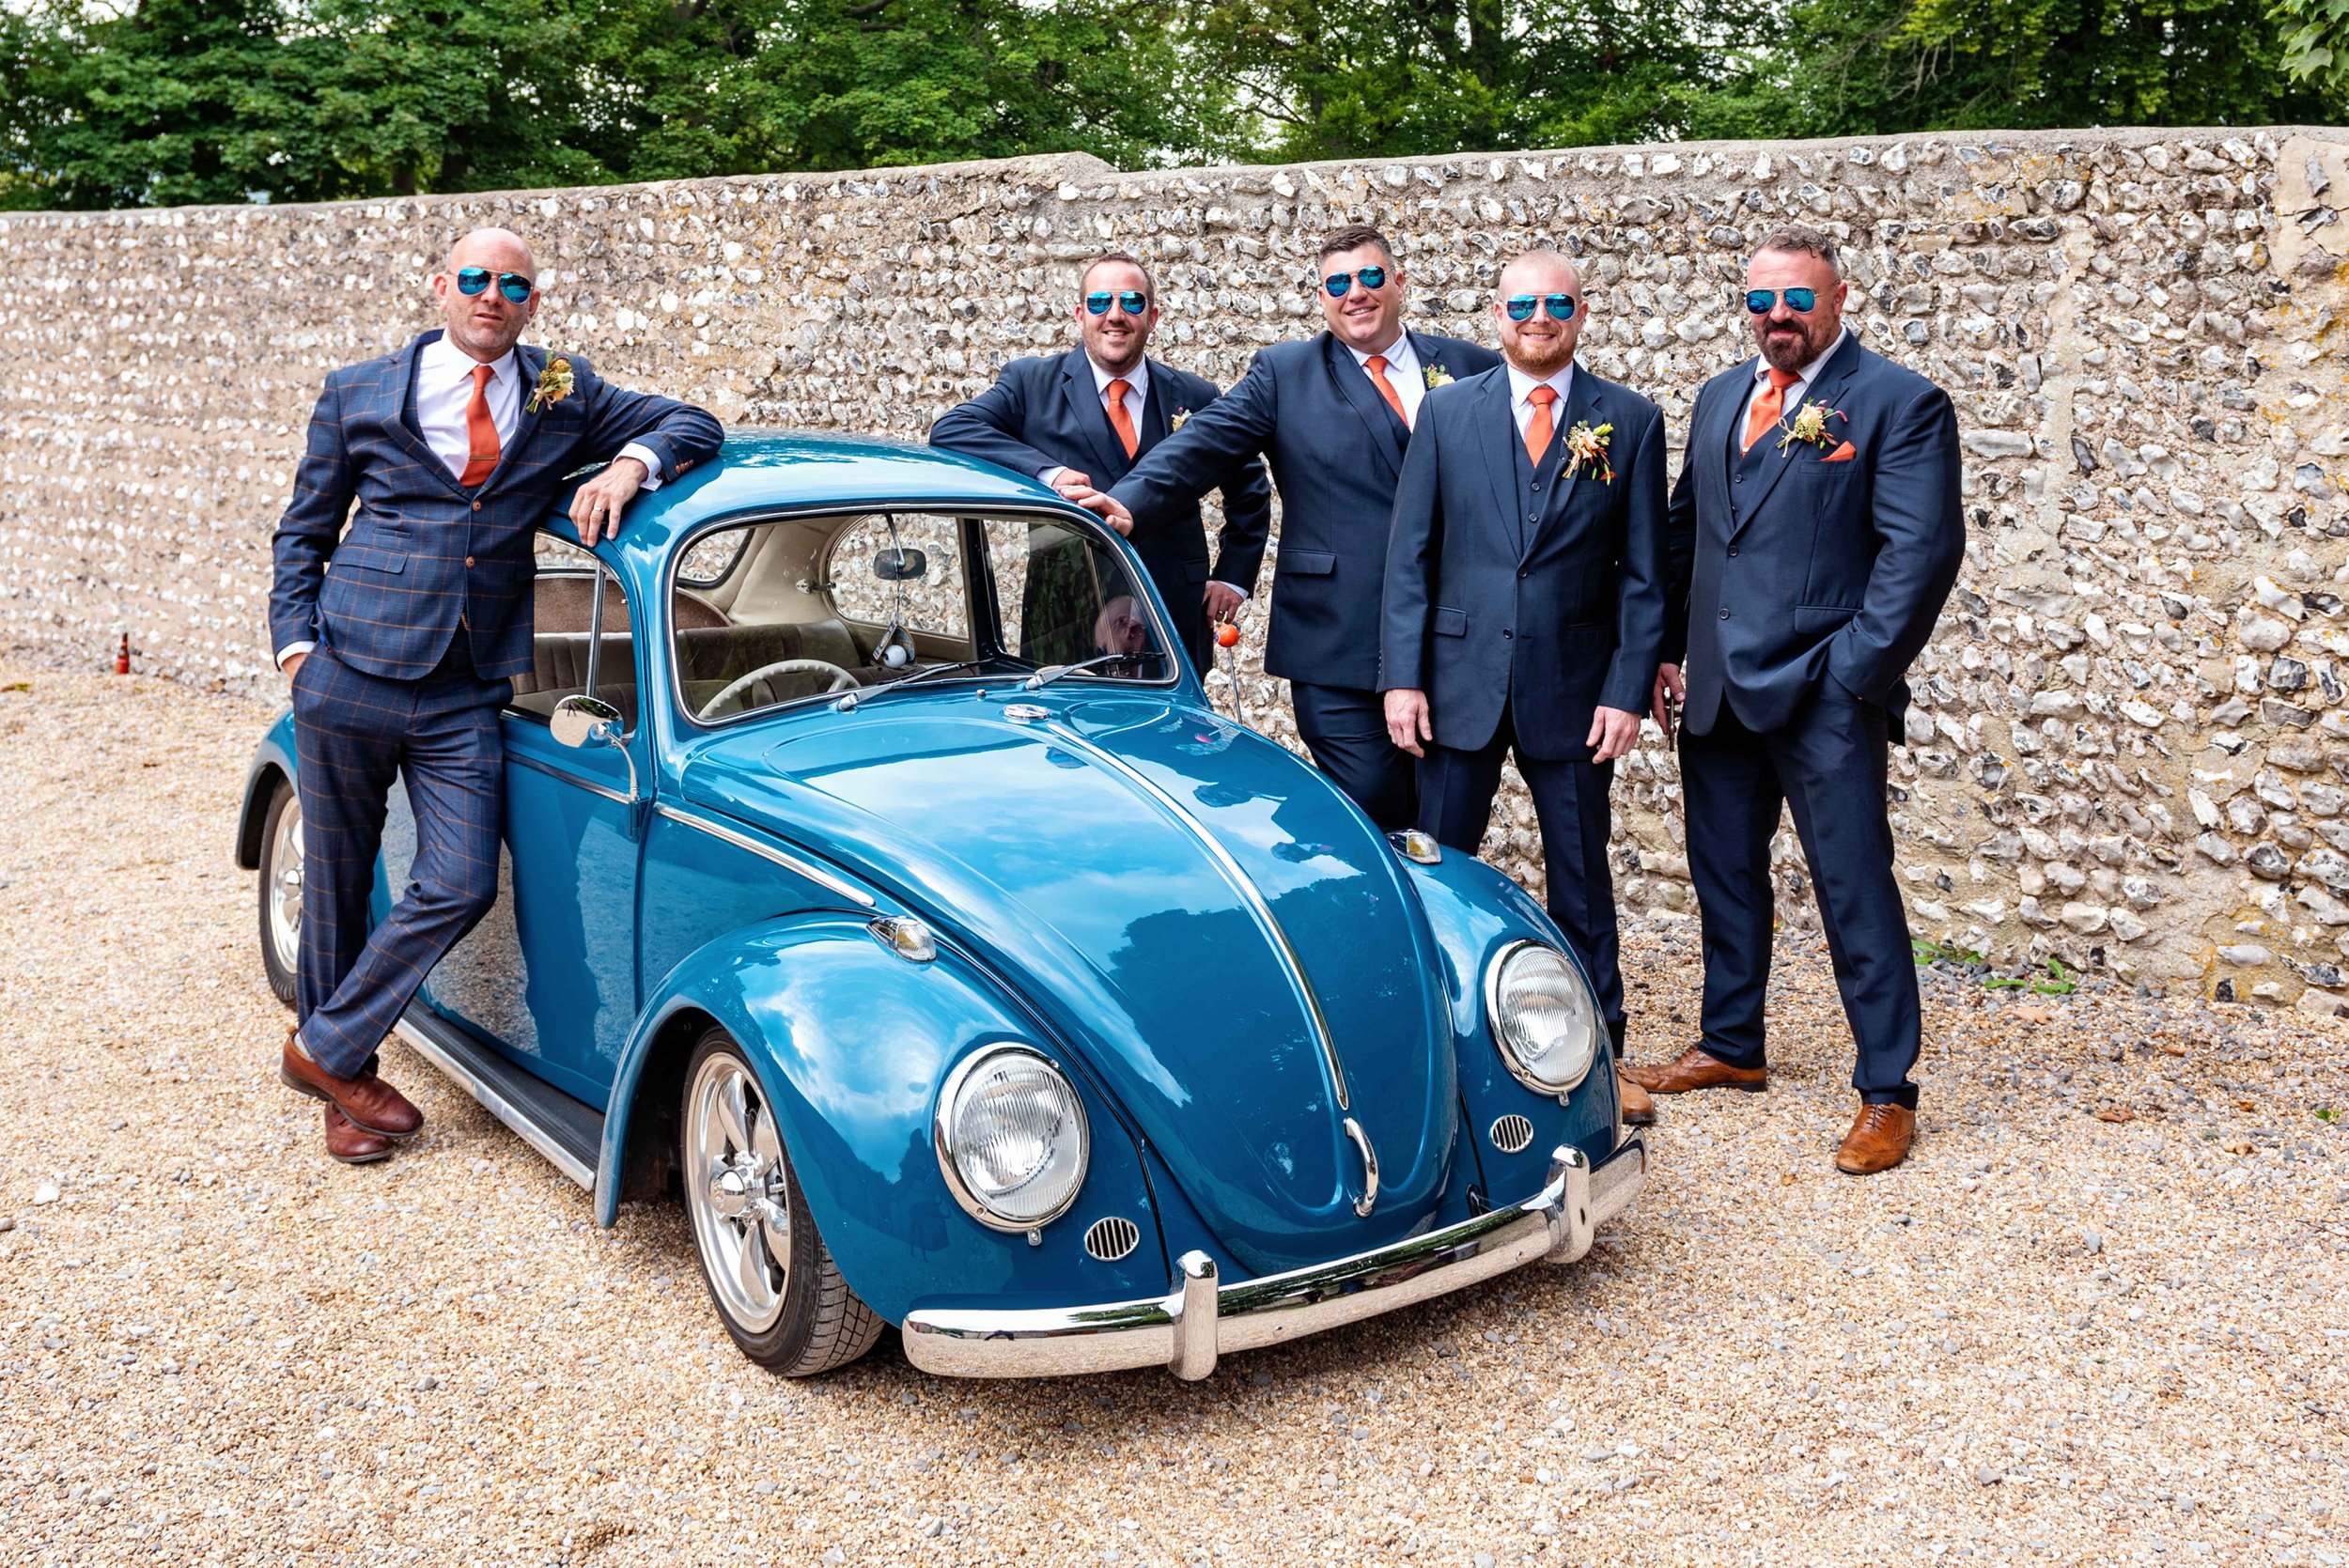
[900,1139,1646,1379]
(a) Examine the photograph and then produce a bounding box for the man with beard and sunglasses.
[1097,225,1500,831]
[268,226,721,1165]
[927,252,1271,675]
[1379,251,1669,1126]
[1629,225,1964,1176]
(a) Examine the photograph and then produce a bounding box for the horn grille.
[1488,1113,1535,1155]
[1083,1216,1142,1263]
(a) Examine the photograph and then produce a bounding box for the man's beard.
[1758,318,1827,372]
[1510,332,1573,375]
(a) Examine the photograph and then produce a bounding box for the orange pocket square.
[1822,441,1858,462]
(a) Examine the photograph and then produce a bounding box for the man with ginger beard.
[1379,250,1669,1126]
[1628,225,1963,1175]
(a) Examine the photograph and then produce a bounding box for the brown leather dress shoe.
[322,1104,395,1165]
[1834,1103,1916,1175]
[1616,1070,1657,1126]
[281,1029,423,1140]
[1627,1046,1768,1095]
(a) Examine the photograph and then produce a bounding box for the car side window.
[513,536,636,734]
[978,516,1164,673]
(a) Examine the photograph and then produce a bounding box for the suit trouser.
[1678,681,1921,1107]
[292,644,507,1080]
[1415,703,1626,1041]
[1290,681,1417,832]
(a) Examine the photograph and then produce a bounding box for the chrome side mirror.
[551,693,625,750]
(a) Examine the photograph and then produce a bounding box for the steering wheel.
[696,659,860,720]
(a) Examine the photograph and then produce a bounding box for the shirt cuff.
[1209,582,1251,599]
[276,641,315,670]
[1037,465,1066,488]
[618,442,664,490]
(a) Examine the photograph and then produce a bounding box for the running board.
[393,1004,603,1190]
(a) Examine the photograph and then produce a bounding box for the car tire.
[257,776,302,1008]
[679,1028,883,1376]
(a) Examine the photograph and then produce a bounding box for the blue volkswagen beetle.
[234,433,1647,1379]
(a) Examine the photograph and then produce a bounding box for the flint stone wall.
[8,126,2349,1001]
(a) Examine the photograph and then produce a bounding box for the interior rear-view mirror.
[874,547,928,582]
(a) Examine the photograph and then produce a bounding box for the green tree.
[2275,0,2349,91]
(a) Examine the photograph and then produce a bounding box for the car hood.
[675,691,1459,1274]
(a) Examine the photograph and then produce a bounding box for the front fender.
[232,713,299,870]
[599,914,1169,1323]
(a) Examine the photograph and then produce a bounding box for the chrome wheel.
[266,795,304,980]
[684,1052,792,1334]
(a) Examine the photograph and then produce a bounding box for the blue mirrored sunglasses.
[1322,265,1388,298]
[1084,289,1149,316]
[456,267,535,303]
[1744,287,1818,314]
[1503,293,1578,322]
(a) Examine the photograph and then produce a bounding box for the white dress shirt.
[275,335,665,668]
[1736,326,1849,442]
[1505,360,1576,442]
[1347,332,1426,428]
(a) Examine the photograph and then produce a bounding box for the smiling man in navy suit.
[927,252,1271,675]
[1102,225,1501,830]
[1630,225,1964,1176]
[268,226,721,1165]
[1379,251,1668,1127]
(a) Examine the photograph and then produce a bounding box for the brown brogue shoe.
[322,1104,394,1166]
[1617,1070,1657,1126]
[1834,1103,1916,1175]
[1626,1046,1768,1095]
[280,1030,423,1140]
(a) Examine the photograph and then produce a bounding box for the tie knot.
[1105,378,1130,401]
[1365,356,1389,375]
[1766,367,1801,392]
[1528,384,1559,408]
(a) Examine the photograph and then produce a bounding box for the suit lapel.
[1532,366,1602,548]
[392,333,474,503]
[1323,334,1407,482]
[1058,350,1128,481]
[1475,370,1525,558]
[1734,333,1862,538]
[1136,362,1172,459]
[484,343,551,495]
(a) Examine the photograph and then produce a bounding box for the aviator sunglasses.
[1085,289,1150,316]
[1744,287,1818,314]
[456,267,536,303]
[1322,265,1388,297]
[1503,293,1578,322]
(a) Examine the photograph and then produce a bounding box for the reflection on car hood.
[676,691,1459,1274]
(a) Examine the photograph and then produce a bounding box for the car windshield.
[671,509,1175,725]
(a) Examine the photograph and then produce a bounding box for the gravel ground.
[4,660,2347,1568]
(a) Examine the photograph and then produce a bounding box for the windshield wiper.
[833,660,989,711]
[1022,653,1142,691]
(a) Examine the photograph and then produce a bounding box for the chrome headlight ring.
[933,1044,1092,1234]
[1482,939,1602,1099]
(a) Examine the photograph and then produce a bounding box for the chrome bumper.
[899,1139,1646,1380]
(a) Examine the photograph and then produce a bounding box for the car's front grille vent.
[1083,1216,1141,1263]
[1488,1114,1535,1155]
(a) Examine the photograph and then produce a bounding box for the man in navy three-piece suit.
[267,226,722,1165]
[926,252,1272,675]
[1379,251,1669,1127]
[1105,225,1501,831]
[1629,225,1964,1176]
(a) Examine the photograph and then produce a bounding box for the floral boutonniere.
[525,353,576,413]
[1170,407,1190,433]
[1423,364,1454,391]
[1564,420,1614,484]
[1776,397,1847,454]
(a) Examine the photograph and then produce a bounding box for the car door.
[394,537,643,1109]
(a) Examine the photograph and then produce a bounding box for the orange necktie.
[1104,378,1139,458]
[1364,355,1409,427]
[1525,384,1559,466]
[1742,366,1801,454]
[459,364,501,486]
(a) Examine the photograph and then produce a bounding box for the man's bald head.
[1497,250,1580,299]
[431,227,540,364]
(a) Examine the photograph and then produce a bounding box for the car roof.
[591,429,1068,557]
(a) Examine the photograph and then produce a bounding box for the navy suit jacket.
[1665,334,1964,734]
[1381,364,1669,761]
[269,331,723,681]
[1109,329,1501,690]
[927,350,1271,633]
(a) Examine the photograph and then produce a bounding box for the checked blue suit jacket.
[269,330,723,681]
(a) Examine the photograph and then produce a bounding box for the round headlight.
[934,1046,1090,1231]
[1485,941,1600,1095]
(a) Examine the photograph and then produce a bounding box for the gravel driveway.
[3,663,2345,1567]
